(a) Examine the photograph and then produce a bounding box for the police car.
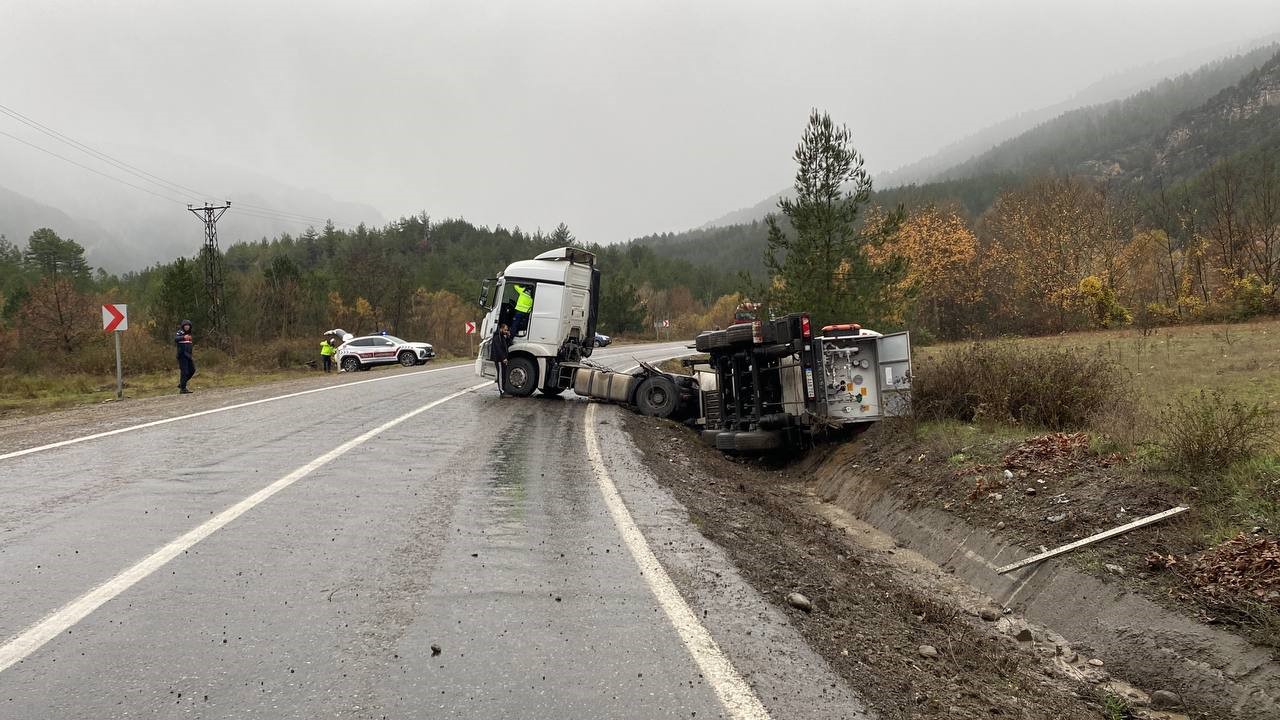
[336,334,435,371]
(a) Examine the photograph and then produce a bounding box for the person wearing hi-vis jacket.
[511,283,533,335]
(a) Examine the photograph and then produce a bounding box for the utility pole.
[188,202,231,346]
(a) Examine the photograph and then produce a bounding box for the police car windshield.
[382,336,406,344]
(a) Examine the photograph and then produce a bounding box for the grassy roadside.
[905,317,1280,648]
[0,349,474,418]
[0,368,312,416]
[917,317,1280,425]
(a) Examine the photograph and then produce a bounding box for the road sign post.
[102,304,128,399]
[113,330,123,399]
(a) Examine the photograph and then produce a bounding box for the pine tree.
[763,109,902,327]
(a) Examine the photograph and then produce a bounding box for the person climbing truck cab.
[512,283,533,335]
[175,320,195,394]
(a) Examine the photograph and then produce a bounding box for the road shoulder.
[590,404,871,720]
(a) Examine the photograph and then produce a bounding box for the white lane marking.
[0,363,473,462]
[0,343,687,463]
[583,403,770,720]
[0,381,491,674]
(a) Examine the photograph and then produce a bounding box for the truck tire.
[504,357,539,397]
[634,375,679,418]
[706,330,729,349]
[715,432,738,451]
[694,331,716,352]
[733,430,784,452]
[726,323,754,345]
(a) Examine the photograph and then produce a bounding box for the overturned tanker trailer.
[562,314,912,454]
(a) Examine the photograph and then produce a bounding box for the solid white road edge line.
[583,402,771,720]
[0,363,470,462]
[0,381,491,675]
[0,343,688,463]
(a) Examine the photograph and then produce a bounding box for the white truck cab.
[475,247,600,396]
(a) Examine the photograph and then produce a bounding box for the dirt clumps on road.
[623,414,1112,720]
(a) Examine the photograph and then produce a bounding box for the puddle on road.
[484,409,537,523]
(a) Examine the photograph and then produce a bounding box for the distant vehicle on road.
[336,335,435,371]
[594,332,612,347]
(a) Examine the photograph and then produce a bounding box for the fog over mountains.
[0,140,381,273]
[703,33,1280,229]
[2,1,1279,273]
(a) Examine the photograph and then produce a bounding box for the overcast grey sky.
[3,0,1279,246]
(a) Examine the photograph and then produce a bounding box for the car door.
[348,338,376,362]
[369,337,397,363]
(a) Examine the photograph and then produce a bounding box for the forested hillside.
[0,216,745,378]
[632,45,1280,303]
[939,43,1280,185]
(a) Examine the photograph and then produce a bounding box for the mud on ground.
[622,414,1118,720]
[859,423,1279,652]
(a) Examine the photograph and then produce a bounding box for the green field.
[916,318,1280,449]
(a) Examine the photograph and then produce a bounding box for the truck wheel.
[694,331,716,352]
[726,323,754,345]
[398,351,417,367]
[634,375,679,418]
[715,432,738,451]
[504,357,539,397]
[340,356,361,372]
[734,430,784,452]
[706,330,730,349]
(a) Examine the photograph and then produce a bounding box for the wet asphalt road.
[0,342,864,719]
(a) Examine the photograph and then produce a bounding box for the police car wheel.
[341,356,361,372]
[398,351,417,367]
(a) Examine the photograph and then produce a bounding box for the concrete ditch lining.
[812,466,1279,719]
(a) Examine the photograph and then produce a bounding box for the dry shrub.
[912,342,1133,430]
[1158,391,1277,473]
[235,338,313,369]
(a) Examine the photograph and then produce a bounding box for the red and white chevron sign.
[102,304,128,332]
[465,321,477,334]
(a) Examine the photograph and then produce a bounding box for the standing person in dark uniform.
[175,319,196,394]
[490,322,512,397]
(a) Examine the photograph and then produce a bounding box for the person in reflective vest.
[512,283,533,335]
[320,337,335,373]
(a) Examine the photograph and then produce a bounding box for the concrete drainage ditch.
[807,467,1279,719]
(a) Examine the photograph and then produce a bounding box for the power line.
[0,102,358,227]
[0,102,205,201]
[0,129,188,205]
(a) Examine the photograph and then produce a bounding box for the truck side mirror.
[478,279,494,310]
